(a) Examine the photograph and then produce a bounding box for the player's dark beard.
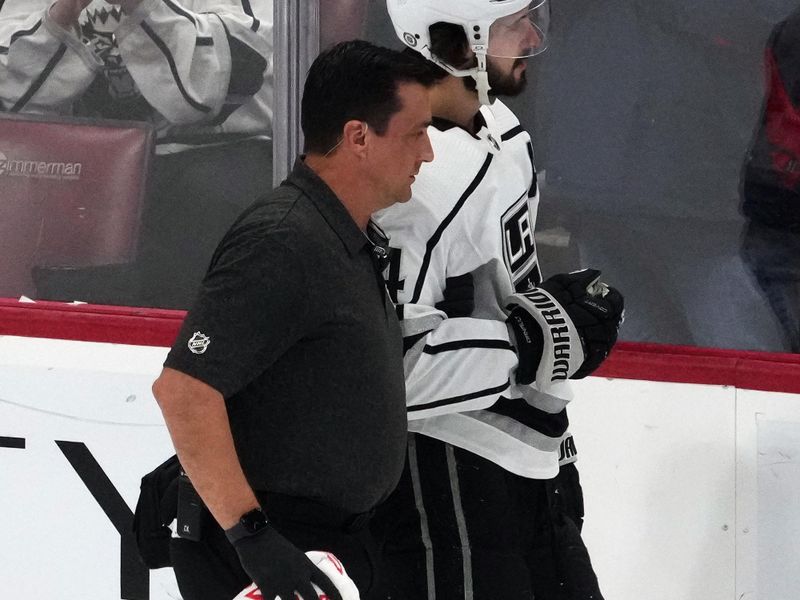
[487,58,528,97]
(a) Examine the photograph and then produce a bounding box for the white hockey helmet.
[386,0,549,104]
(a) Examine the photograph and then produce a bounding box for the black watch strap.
[225,507,269,544]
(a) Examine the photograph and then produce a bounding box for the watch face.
[241,509,268,533]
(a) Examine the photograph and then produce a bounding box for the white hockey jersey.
[0,0,272,147]
[374,100,576,479]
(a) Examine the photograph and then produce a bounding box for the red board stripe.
[0,298,184,348]
[594,342,800,394]
[1,299,799,394]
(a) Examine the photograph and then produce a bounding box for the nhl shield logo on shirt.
[187,332,211,355]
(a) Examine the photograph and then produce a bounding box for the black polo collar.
[286,157,367,257]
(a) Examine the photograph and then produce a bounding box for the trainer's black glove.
[505,269,624,387]
[227,519,343,600]
[435,273,475,318]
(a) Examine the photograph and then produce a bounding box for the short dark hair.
[302,40,438,155]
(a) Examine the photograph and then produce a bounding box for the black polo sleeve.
[164,223,311,399]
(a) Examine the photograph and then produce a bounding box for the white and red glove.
[233,551,360,600]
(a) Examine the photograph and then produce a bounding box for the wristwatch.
[224,508,269,544]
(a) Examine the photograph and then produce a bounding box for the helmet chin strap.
[429,45,493,107]
[472,46,492,106]
[428,45,500,148]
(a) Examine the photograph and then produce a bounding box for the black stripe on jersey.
[10,43,67,113]
[410,154,494,303]
[526,140,538,197]
[208,103,238,125]
[240,0,255,16]
[140,21,212,114]
[488,398,569,438]
[403,331,429,354]
[423,339,514,355]
[239,0,260,31]
[407,379,511,413]
[9,18,43,48]
[501,125,525,141]
[1,18,43,54]
[196,37,214,46]
[164,0,197,25]
[224,27,267,96]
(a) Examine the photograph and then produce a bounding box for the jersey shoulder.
[414,122,495,211]
[490,99,525,135]
[374,119,494,231]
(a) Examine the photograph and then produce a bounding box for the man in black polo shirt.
[151,41,435,600]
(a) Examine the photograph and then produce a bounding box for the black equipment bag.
[132,454,180,568]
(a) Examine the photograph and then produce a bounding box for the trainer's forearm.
[152,368,259,529]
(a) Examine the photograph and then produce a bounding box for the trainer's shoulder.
[219,184,328,257]
[230,183,298,230]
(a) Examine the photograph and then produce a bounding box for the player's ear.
[341,120,369,157]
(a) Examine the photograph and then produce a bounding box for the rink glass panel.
[323,0,800,353]
[0,5,276,312]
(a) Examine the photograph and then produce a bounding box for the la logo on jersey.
[501,194,540,292]
[187,331,210,355]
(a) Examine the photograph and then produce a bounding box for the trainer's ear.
[341,120,369,157]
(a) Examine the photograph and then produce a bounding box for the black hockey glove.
[505,269,624,387]
[227,521,343,600]
[539,268,624,379]
[505,300,546,386]
[435,273,475,318]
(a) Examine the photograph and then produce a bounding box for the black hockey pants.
[370,433,604,600]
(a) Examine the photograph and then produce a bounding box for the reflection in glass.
[0,0,275,309]
[741,5,800,352]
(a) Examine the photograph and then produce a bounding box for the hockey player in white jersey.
[0,0,273,140]
[370,1,625,598]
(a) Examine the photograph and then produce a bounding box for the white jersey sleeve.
[399,303,520,419]
[113,0,273,127]
[0,2,100,114]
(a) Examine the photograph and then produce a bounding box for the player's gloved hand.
[227,520,343,600]
[504,269,624,388]
[435,273,475,318]
[539,268,624,379]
